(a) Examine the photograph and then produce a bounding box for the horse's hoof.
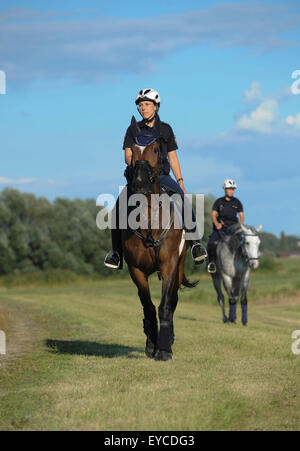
[145,338,156,358]
[223,316,228,323]
[154,350,172,361]
[145,346,155,358]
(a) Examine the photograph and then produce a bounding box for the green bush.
[258,257,281,272]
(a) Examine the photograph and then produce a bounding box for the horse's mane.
[222,223,259,253]
[226,223,242,236]
[226,223,259,237]
[242,224,259,235]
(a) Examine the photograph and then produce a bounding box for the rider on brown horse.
[104,88,207,269]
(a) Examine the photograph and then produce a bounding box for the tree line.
[0,188,298,276]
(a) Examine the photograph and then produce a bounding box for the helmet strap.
[144,112,157,124]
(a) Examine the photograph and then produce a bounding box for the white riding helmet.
[223,179,237,190]
[135,89,161,108]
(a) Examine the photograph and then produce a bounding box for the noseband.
[134,159,156,185]
[240,232,260,264]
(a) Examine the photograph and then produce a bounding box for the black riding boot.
[104,194,124,270]
[186,214,207,265]
[104,228,123,269]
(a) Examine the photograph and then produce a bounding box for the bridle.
[130,142,174,279]
[133,159,156,188]
[239,231,260,264]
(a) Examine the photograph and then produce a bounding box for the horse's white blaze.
[179,230,185,256]
[241,224,261,269]
[136,145,146,154]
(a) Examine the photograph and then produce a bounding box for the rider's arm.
[239,211,245,224]
[168,150,186,194]
[212,210,222,230]
[124,148,132,166]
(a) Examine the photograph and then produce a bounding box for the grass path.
[0,274,300,431]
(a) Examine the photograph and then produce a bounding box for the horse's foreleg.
[169,273,181,346]
[222,274,238,323]
[155,264,178,361]
[241,270,250,325]
[168,255,185,345]
[241,294,248,326]
[228,278,240,323]
[128,266,158,358]
[212,273,227,323]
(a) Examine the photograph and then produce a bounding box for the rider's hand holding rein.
[213,217,223,230]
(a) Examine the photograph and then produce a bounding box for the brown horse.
[122,141,198,361]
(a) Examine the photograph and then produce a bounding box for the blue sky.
[0,0,300,236]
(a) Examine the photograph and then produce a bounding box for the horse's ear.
[130,116,141,136]
[256,224,262,232]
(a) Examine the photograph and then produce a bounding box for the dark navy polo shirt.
[123,115,178,174]
[212,196,243,229]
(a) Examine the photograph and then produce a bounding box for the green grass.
[0,258,300,430]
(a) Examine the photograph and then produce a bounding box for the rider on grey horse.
[207,179,245,273]
[104,88,207,269]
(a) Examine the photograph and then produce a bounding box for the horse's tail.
[181,272,199,289]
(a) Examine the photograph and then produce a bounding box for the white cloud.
[236,98,279,134]
[0,177,70,187]
[244,82,262,102]
[0,177,37,185]
[1,4,300,86]
[234,81,300,136]
[285,113,300,128]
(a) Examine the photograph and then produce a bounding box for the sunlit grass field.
[0,258,299,430]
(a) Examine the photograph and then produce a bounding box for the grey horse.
[210,223,262,325]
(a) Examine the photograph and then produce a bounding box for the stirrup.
[207,262,217,273]
[104,251,121,269]
[191,243,207,263]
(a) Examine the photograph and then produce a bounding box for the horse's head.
[227,224,261,269]
[131,142,160,194]
[240,224,262,269]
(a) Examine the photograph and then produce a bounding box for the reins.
[234,230,260,263]
[241,232,260,263]
[130,141,175,280]
[133,201,175,280]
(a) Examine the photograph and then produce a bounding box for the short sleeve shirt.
[212,196,243,229]
[123,115,178,174]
